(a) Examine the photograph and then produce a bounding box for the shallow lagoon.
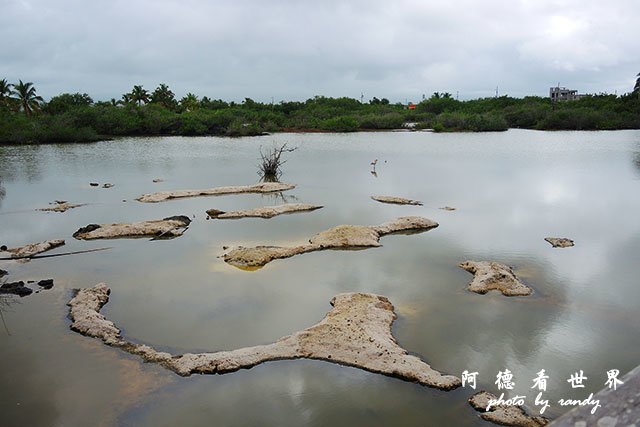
[1,129,640,426]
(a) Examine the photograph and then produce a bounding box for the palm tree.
[151,83,176,109]
[130,85,150,105]
[0,79,13,110]
[0,78,12,100]
[11,80,43,116]
[180,92,199,112]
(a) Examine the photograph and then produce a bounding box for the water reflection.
[0,180,5,210]
[1,130,639,426]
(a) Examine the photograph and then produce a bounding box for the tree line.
[1,77,639,144]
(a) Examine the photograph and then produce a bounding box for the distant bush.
[321,116,359,132]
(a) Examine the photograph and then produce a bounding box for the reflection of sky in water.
[1,130,639,425]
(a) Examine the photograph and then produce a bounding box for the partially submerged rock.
[459,261,532,296]
[68,284,461,390]
[152,178,164,183]
[207,203,323,219]
[3,239,65,263]
[0,269,7,278]
[136,182,296,203]
[469,391,550,426]
[38,279,54,289]
[90,182,99,187]
[1,281,33,297]
[73,216,191,240]
[39,201,87,213]
[102,183,114,189]
[222,216,439,268]
[544,237,574,248]
[371,196,423,206]
[439,206,456,211]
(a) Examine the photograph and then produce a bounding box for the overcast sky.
[2,0,639,103]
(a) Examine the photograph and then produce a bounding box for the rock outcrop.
[207,203,322,219]
[469,391,550,426]
[0,281,33,296]
[459,261,532,296]
[3,239,65,262]
[544,238,574,248]
[73,216,191,240]
[136,182,296,203]
[68,283,460,390]
[222,216,439,268]
[39,201,87,213]
[371,196,423,206]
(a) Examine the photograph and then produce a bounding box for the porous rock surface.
[207,203,322,219]
[459,261,532,296]
[4,239,65,262]
[371,196,423,206]
[222,216,439,268]
[73,216,191,240]
[39,201,87,212]
[544,238,574,248]
[68,284,461,390]
[469,391,550,426]
[136,182,296,203]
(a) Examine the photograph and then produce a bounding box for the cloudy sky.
[2,0,639,103]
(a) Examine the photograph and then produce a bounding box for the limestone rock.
[73,216,191,240]
[136,182,296,203]
[222,216,439,268]
[39,201,87,212]
[439,206,456,211]
[4,239,65,263]
[67,284,460,390]
[371,196,423,206]
[459,261,532,296]
[469,391,550,426]
[544,238,574,248]
[207,203,322,219]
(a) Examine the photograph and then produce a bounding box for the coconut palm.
[0,78,12,102]
[180,92,199,112]
[130,85,150,105]
[11,80,43,116]
[151,83,176,109]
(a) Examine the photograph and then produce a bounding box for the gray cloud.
[1,0,639,102]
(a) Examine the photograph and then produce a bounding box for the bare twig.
[258,143,297,180]
[0,247,111,261]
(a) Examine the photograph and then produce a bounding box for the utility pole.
[361,92,364,103]
[495,86,499,98]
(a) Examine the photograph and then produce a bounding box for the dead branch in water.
[0,247,112,261]
[258,143,297,181]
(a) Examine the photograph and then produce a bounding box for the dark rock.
[0,269,7,277]
[38,279,54,289]
[0,245,7,251]
[73,224,101,238]
[1,281,33,297]
[90,182,99,187]
[102,183,114,188]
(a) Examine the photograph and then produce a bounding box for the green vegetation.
[1,80,639,144]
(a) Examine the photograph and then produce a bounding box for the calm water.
[1,130,639,426]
